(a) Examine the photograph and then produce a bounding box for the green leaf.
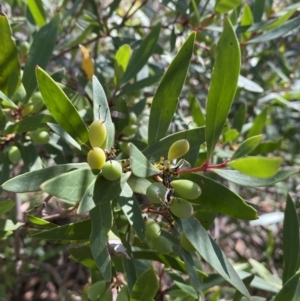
[92,76,115,150]
[232,102,246,132]
[129,143,160,177]
[205,17,241,158]
[78,173,130,214]
[132,251,207,278]
[47,122,82,151]
[237,75,264,93]
[0,200,14,216]
[265,8,298,31]
[212,168,298,187]
[231,135,263,160]
[1,163,88,192]
[282,194,300,284]
[180,249,201,294]
[36,67,89,145]
[127,176,151,195]
[253,0,265,23]
[148,32,195,145]
[0,219,23,231]
[130,267,158,301]
[214,0,242,14]
[122,23,161,83]
[143,127,205,167]
[189,95,205,127]
[233,275,255,301]
[118,74,163,97]
[116,285,130,301]
[5,114,54,134]
[114,44,131,86]
[241,3,253,40]
[0,12,21,96]
[23,15,60,100]
[248,15,300,43]
[69,245,97,269]
[20,143,43,172]
[118,183,145,242]
[31,219,91,241]
[41,168,97,204]
[90,202,112,281]
[0,153,10,194]
[0,91,18,109]
[274,272,300,301]
[250,139,282,155]
[176,217,251,299]
[228,156,282,178]
[184,174,258,220]
[246,107,267,139]
[27,215,57,229]
[26,0,46,27]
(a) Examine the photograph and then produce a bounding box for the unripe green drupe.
[8,146,21,164]
[145,219,161,238]
[146,182,167,204]
[87,147,106,170]
[87,280,106,301]
[168,139,190,161]
[29,131,50,144]
[89,120,107,148]
[148,236,172,255]
[170,197,194,219]
[102,160,122,181]
[171,179,201,199]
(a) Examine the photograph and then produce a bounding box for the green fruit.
[19,41,30,57]
[8,146,21,164]
[171,179,201,200]
[129,112,137,124]
[148,236,172,254]
[102,160,122,181]
[87,280,106,301]
[122,124,137,136]
[87,147,106,170]
[180,232,196,252]
[168,139,190,161]
[89,120,107,148]
[29,131,50,144]
[145,219,161,238]
[21,101,33,117]
[170,198,193,219]
[31,92,45,113]
[146,183,167,204]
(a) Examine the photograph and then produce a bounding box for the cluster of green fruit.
[144,217,196,254]
[146,179,201,217]
[87,119,122,180]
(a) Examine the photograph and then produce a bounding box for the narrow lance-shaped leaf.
[246,107,267,139]
[282,194,300,284]
[27,0,46,27]
[176,217,251,299]
[212,168,299,187]
[129,143,160,177]
[228,156,282,178]
[36,67,89,145]
[0,11,20,96]
[214,0,242,14]
[205,17,241,158]
[92,76,115,150]
[118,183,145,242]
[231,135,263,160]
[122,23,161,83]
[23,15,60,100]
[90,202,112,281]
[148,32,195,145]
[114,44,131,86]
[273,272,300,301]
[1,163,88,192]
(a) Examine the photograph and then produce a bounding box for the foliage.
[0,0,300,300]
